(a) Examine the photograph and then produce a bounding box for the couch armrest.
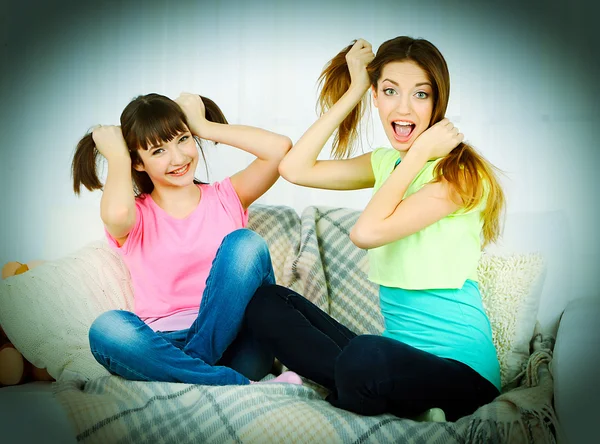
[552,296,600,443]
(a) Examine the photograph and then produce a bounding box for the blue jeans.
[89,229,275,385]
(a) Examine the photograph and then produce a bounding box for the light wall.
[1,0,598,301]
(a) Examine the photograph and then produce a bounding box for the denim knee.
[89,310,140,350]
[221,229,272,274]
[223,229,269,257]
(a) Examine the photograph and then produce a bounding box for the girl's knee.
[223,229,269,259]
[89,310,140,345]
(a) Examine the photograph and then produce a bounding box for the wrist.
[404,146,430,164]
[105,153,132,165]
[190,119,215,140]
[346,84,369,102]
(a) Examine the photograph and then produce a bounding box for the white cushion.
[0,241,132,381]
[478,252,546,388]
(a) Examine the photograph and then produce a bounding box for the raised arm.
[176,93,291,209]
[93,126,136,246]
[278,39,376,190]
[350,119,464,249]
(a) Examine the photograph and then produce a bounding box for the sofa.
[0,204,597,443]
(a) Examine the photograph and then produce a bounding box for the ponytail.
[433,143,505,247]
[200,95,228,127]
[317,41,369,159]
[71,133,103,195]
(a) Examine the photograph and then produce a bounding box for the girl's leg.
[217,317,274,381]
[88,310,248,385]
[332,335,500,421]
[183,229,275,365]
[245,284,358,390]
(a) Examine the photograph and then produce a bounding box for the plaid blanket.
[54,205,558,443]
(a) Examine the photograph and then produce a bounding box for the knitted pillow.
[477,252,546,388]
[0,241,131,381]
[307,207,546,390]
[0,205,300,382]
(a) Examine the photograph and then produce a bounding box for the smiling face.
[133,129,199,189]
[371,61,434,155]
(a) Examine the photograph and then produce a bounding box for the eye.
[178,135,189,143]
[383,88,397,96]
[152,148,164,156]
[415,91,429,99]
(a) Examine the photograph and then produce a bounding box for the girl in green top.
[246,36,505,422]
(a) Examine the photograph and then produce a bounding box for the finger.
[358,48,375,58]
[353,38,371,51]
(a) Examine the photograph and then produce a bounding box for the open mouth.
[168,163,190,176]
[392,121,416,142]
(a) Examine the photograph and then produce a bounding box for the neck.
[150,183,200,209]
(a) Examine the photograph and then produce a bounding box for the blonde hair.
[318,37,505,246]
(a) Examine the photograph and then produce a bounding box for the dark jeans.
[246,284,500,421]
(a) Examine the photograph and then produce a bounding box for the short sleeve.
[212,177,249,227]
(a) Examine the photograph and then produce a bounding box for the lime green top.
[368,147,484,289]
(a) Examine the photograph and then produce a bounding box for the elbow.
[280,136,293,154]
[349,224,374,250]
[101,206,134,228]
[273,136,292,161]
[278,157,300,184]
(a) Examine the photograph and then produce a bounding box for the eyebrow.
[148,131,190,150]
[382,78,432,88]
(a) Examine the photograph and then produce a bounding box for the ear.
[371,85,379,108]
[133,162,145,172]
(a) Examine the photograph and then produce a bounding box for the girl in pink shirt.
[72,92,301,386]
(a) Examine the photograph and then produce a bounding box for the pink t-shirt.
[105,178,248,331]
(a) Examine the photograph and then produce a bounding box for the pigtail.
[200,96,228,126]
[433,143,505,247]
[71,133,103,195]
[317,41,368,159]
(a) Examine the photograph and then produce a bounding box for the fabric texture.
[368,147,484,289]
[54,332,557,444]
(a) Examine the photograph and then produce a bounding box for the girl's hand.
[175,92,208,136]
[346,39,375,95]
[411,118,464,160]
[92,125,129,161]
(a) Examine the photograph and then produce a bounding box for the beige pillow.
[0,241,131,381]
[478,252,546,388]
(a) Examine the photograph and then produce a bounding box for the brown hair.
[72,93,228,196]
[318,37,505,246]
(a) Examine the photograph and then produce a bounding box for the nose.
[397,95,411,115]
[171,145,186,165]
